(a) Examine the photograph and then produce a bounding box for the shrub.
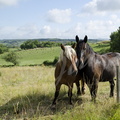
[3,51,19,65]
[43,56,59,66]
[0,44,9,54]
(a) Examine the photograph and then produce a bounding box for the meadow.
[0,41,120,120]
[0,41,110,66]
[0,66,120,120]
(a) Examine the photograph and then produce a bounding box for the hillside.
[0,41,110,66]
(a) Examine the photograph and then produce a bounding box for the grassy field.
[0,66,119,120]
[1,41,119,120]
[0,47,61,66]
[0,41,110,66]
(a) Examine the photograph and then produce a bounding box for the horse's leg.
[75,80,81,96]
[52,84,61,105]
[109,80,115,97]
[89,79,98,102]
[68,84,73,104]
[81,79,85,94]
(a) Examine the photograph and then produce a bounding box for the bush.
[43,56,59,66]
[0,44,9,54]
[3,51,19,65]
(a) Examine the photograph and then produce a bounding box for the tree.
[110,27,120,52]
[3,51,19,65]
[0,44,9,54]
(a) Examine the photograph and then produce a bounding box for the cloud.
[97,0,120,11]
[47,8,72,24]
[0,24,52,39]
[0,15,120,39]
[82,0,120,15]
[74,17,120,39]
[40,26,51,34]
[0,0,19,7]
[0,24,40,39]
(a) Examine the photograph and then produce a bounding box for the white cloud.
[97,0,120,11]
[0,0,19,7]
[82,0,120,15]
[0,24,40,39]
[40,25,51,34]
[0,26,16,39]
[74,18,120,39]
[0,24,52,39]
[47,8,72,24]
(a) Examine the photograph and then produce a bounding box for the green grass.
[0,66,119,120]
[0,41,119,120]
[17,47,61,66]
[0,47,61,66]
[90,41,110,54]
[0,41,110,66]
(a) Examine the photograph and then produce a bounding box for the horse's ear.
[72,43,76,49]
[61,44,65,51]
[76,35,79,43]
[84,35,88,43]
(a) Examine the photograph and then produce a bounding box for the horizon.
[0,37,109,41]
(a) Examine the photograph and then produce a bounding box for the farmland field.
[0,41,120,120]
[0,66,119,120]
[0,47,61,66]
[0,41,110,66]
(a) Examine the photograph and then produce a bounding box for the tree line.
[20,40,61,49]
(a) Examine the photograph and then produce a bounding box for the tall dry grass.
[0,66,119,120]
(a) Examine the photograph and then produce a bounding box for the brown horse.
[52,44,85,106]
[75,35,120,101]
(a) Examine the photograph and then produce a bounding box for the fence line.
[116,66,120,103]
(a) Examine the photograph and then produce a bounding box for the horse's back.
[85,52,120,81]
[103,52,120,66]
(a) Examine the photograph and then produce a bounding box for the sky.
[0,0,120,39]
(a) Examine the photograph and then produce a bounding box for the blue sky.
[0,0,120,39]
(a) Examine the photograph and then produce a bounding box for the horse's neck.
[87,44,94,54]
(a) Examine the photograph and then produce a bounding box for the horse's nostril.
[72,70,78,76]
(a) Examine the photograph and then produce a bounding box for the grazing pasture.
[0,66,120,120]
[0,41,119,120]
[0,42,110,66]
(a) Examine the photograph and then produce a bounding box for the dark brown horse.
[75,35,120,101]
[52,44,85,106]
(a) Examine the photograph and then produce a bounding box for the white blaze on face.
[79,49,85,69]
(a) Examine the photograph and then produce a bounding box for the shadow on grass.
[0,91,83,119]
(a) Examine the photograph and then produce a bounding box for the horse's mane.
[58,46,76,63]
[86,43,95,54]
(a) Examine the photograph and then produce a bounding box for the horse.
[52,44,85,106]
[75,35,120,101]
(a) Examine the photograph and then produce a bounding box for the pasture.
[0,41,110,66]
[0,41,120,120]
[0,66,120,120]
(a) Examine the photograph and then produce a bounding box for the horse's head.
[60,44,78,76]
[75,35,88,69]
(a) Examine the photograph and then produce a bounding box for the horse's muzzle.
[71,70,78,76]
